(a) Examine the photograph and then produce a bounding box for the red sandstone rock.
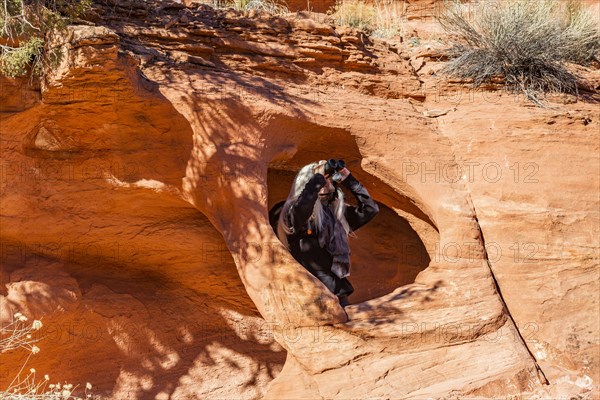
[0,1,598,399]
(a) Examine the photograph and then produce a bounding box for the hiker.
[268,159,379,307]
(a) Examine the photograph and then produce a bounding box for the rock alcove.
[267,160,438,304]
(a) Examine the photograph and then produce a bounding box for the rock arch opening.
[263,120,440,304]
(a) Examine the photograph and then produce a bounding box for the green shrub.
[438,0,600,104]
[0,36,44,77]
[0,0,92,77]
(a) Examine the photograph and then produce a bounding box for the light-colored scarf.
[318,207,351,279]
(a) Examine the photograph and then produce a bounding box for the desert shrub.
[328,0,377,32]
[0,0,92,77]
[327,0,403,38]
[229,0,289,14]
[196,0,289,14]
[437,0,600,104]
[0,312,94,399]
[370,0,404,39]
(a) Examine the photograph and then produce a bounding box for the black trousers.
[305,265,354,299]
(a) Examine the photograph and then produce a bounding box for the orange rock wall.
[1,0,598,398]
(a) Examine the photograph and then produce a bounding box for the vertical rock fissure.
[472,211,550,386]
[435,115,550,386]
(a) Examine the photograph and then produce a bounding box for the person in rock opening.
[268,159,379,308]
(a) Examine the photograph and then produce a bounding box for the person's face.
[313,162,335,203]
[318,177,335,204]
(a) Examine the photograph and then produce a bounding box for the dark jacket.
[269,173,379,298]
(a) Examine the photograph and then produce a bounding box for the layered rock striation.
[0,1,598,398]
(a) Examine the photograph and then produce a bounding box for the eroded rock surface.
[1,0,598,399]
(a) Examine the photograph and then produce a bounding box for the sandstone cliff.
[1,0,598,399]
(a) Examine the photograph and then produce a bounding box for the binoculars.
[324,159,346,182]
[324,159,345,175]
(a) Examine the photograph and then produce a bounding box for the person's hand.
[313,164,323,176]
[338,167,350,181]
[314,164,332,181]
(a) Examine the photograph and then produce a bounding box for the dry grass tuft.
[1,313,94,399]
[327,0,404,39]
[437,0,600,105]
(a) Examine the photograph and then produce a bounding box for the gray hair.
[276,160,354,250]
